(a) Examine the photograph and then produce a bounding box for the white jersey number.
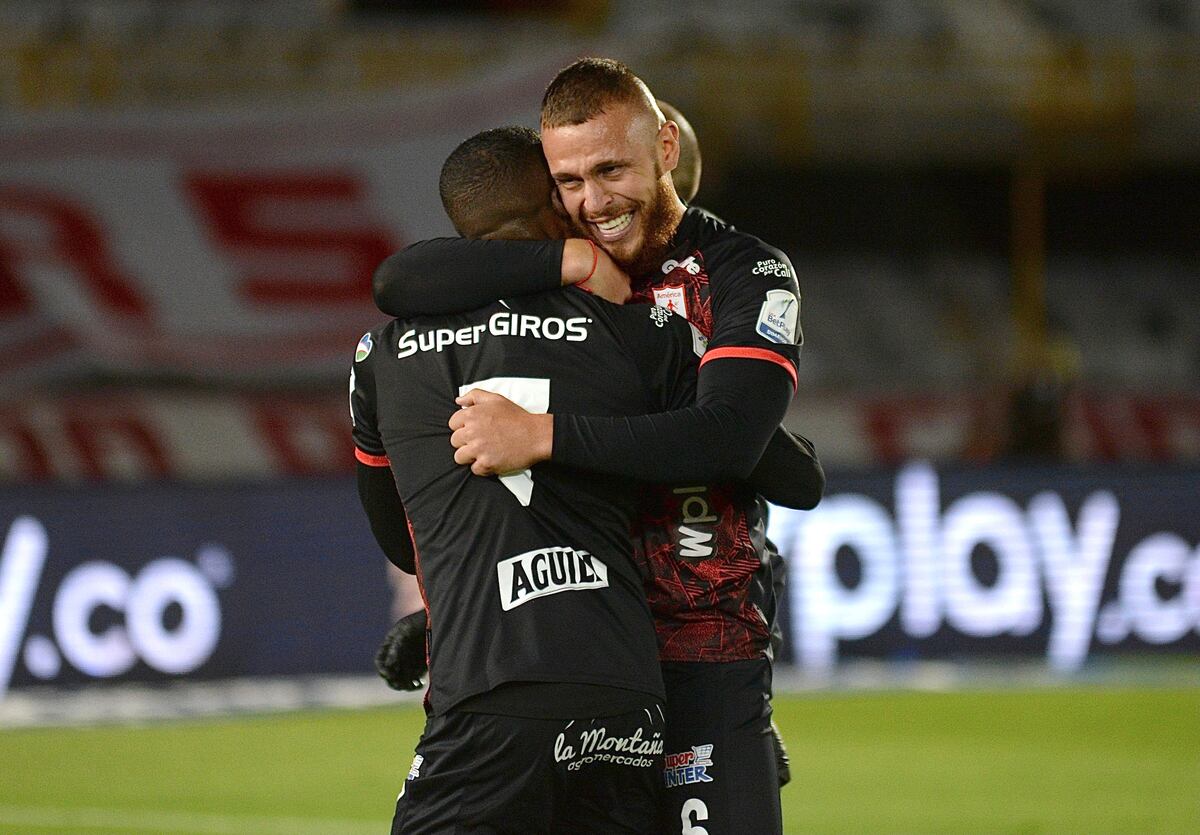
[458,377,550,507]
[681,798,709,835]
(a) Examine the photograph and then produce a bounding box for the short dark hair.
[541,57,659,128]
[657,100,701,202]
[439,126,545,235]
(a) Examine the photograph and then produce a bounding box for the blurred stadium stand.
[0,0,1197,696]
[1,0,1196,475]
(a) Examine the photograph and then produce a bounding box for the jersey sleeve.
[748,426,825,510]
[349,330,418,572]
[703,239,802,391]
[549,241,801,484]
[357,462,416,573]
[350,331,389,467]
[373,238,564,317]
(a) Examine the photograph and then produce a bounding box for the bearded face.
[542,102,685,276]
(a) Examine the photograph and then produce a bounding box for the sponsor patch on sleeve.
[755,289,799,344]
[355,332,373,362]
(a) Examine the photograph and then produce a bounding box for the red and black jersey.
[351,289,700,714]
[628,207,802,661]
[371,208,809,663]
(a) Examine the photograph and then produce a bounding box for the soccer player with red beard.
[374,60,818,835]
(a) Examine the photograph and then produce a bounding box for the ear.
[658,120,680,174]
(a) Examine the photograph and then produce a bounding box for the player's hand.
[449,389,553,475]
[771,720,792,787]
[375,609,428,692]
[562,239,631,305]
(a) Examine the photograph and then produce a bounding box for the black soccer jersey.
[351,288,701,714]
[622,207,802,662]
[371,208,809,663]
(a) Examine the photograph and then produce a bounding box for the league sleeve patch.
[687,322,708,358]
[355,332,373,362]
[755,289,799,344]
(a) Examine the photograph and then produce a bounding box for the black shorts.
[392,702,665,834]
[659,658,781,835]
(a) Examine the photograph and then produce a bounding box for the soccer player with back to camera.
[373,61,822,835]
[356,126,816,833]
[373,96,702,695]
[356,126,699,832]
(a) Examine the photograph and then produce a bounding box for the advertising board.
[2,463,1197,699]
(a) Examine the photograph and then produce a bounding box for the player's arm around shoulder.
[372,238,565,317]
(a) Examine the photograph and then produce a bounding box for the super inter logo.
[664,744,715,788]
[496,547,609,611]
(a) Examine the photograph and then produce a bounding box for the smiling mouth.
[592,211,635,241]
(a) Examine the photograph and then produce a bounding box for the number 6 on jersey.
[458,377,550,506]
[681,798,709,835]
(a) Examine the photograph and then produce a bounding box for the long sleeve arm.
[552,358,792,484]
[748,427,825,509]
[356,462,416,574]
[373,238,563,317]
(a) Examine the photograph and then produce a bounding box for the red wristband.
[583,239,599,282]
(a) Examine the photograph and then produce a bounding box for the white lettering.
[941,493,1040,638]
[897,463,939,638]
[0,518,49,697]
[394,314,592,359]
[565,317,590,341]
[795,495,898,670]
[54,562,137,678]
[396,330,418,358]
[1031,491,1119,670]
[768,461,1200,673]
[126,558,221,674]
[0,520,230,694]
[1121,533,1193,644]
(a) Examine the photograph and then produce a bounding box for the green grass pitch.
[1,688,1196,834]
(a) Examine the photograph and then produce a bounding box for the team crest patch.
[653,286,688,319]
[355,332,373,362]
[756,289,799,344]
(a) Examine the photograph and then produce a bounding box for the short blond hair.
[540,57,661,129]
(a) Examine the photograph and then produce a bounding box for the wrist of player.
[503,413,553,469]
[560,239,600,287]
[531,413,553,462]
